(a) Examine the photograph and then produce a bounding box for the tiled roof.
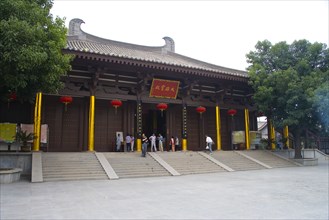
[65,18,248,78]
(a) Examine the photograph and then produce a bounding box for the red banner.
[149,78,180,99]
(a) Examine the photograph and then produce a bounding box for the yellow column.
[137,139,141,152]
[215,105,221,150]
[182,139,187,151]
[88,95,95,151]
[284,126,289,148]
[270,121,276,150]
[244,108,250,150]
[33,92,42,151]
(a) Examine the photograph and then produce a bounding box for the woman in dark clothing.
[141,133,148,157]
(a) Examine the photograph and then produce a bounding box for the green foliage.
[247,40,329,136]
[0,0,73,102]
[15,130,34,146]
[313,82,329,134]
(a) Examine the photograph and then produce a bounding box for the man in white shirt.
[206,135,213,154]
[149,133,157,152]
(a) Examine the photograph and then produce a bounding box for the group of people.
[116,133,135,152]
[117,132,214,157]
[142,133,180,157]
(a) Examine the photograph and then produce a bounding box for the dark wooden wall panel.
[93,99,124,152]
[221,110,230,150]
[108,103,123,152]
[43,96,82,152]
[205,107,217,149]
[61,105,81,151]
[187,106,200,151]
[43,101,60,151]
[94,100,110,152]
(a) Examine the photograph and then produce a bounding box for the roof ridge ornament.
[162,36,175,53]
[69,18,85,36]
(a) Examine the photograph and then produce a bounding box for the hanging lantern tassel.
[196,106,206,118]
[60,96,73,111]
[156,103,168,117]
[110,99,122,114]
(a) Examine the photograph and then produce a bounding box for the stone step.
[43,173,107,177]
[240,150,297,168]
[157,151,226,175]
[210,151,266,171]
[43,164,101,168]
[42,152,108,182]
[103,152,171,178]
[43,169,106,174]
[43,175,109,182]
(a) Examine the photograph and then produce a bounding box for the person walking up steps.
[206,135,213,154]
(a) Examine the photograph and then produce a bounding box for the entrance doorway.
[142,109,166,139]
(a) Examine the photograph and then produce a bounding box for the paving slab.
[1,159,328,219]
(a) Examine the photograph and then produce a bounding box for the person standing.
[169,136,175,152]
[141,133,148,157]
[158,134,164,152]
[149,133,157,152]
[175,137,180,151]
[116,133,122,152]
[130,135,135,152]
[125,134,131,152]
[206,135,213,154]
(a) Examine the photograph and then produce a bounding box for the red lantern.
[196,106,206,118]
[156,103,168,116]
[196,106,206,114]
[227,109,237,116]
[60,96,73,111]
[110,99,122,114]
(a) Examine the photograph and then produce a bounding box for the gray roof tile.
[65,18,248,78]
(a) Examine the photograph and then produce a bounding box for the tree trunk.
[294,129,303,159]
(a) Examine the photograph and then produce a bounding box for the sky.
[50,0,329,71]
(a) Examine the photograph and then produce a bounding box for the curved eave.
[63,49,249,82]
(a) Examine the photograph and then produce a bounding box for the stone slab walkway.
[1,159,328,219]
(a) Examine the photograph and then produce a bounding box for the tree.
[0,0,72,102]
[246,40,329,158]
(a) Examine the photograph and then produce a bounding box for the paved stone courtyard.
[1,159,328,219]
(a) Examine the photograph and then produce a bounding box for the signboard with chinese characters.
[149,78,180,99]
[232,131,245,144]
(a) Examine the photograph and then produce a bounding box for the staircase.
[211,151,267,171]
[42,152,108,182]
[156,151,227,175]
[103,152,171,178]
[239,150,298,168]
[39,150,301,182]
